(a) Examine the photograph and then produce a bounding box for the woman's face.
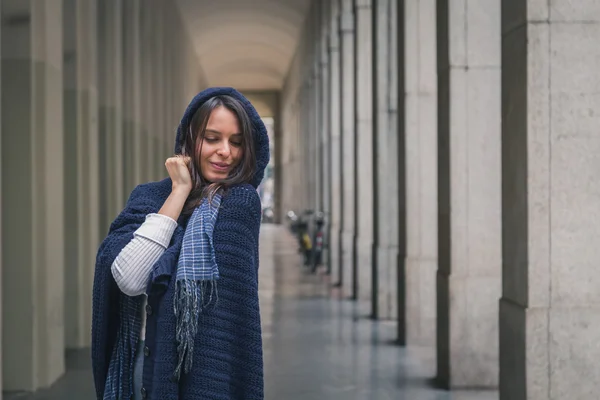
[197,106,244,183]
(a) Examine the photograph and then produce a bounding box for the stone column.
[273,93,283,224]
[373,0,399,319]
[122,0,142,189]
[139,5,153,183]
[354,0,374,306]
[2,0,66,390]
[500,3,600,399]
[163,5,173,165]
[152,0,165,180]
[373,0,387,320]
[121,0,132,194]
[339,0,356,298]
[308,2,321,212]
[299,92,307,212]
[401,0,437,346]
[437,0,501,389]
[63,0,99,350]
[302,82,312,210]
[328,0,342,282]
[312,63,321,212]
[307,5,319,213]
[386,0,400,324]
[319,0,331,271]
[0,0,4,394]
[98,0,124,231]
[170,17,182,155]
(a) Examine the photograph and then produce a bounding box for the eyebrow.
[205,129,242,136]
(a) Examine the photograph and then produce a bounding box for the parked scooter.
[310,211,326,273]
[286,209,314,266]
[286,209,331,271]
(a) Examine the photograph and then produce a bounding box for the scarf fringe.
[173,278,218,380]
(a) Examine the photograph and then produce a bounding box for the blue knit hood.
[174,87,270,188]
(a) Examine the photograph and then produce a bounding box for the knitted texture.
[92,87,269,399]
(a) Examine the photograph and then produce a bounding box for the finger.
[175,155,190,165]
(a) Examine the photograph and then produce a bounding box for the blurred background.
[1,0,599,399]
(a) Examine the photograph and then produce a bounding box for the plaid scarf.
[173,192,222,379]
[103,193,222,399]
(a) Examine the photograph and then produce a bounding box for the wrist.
[171,184,192,197]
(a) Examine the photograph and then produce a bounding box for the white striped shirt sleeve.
[111,213,178,296]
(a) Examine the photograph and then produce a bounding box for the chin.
[206,173,228,183]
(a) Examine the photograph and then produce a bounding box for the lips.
[210,162,230,172]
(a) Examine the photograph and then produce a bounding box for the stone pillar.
[354,0,374,306]
[312,62,321,212]
[0,1,4,395]
[339,0,356,298]
[500,3,600,399]
[307,5,319,213]
[122,0,142,189]
[386,0,400,324]
[373,0,387,320]
[436,0,501,389]
[298,93,307,212]
[98,0,124,231]
[63,0,99,350]
[328,0,342,282]
[273,93,283,224]
[298,87,306,210]
[139,5,153,182]
[152,0,165,180]
[401,0,437,346]
[309,2,321,213]
[373,0,399,319]
[302,82,312,210]
[2,0,66,390]
[169,15,181,155]
[319,0,331,271]
[162,5,173,166]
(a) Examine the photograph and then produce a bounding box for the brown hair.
[180,95,257,215]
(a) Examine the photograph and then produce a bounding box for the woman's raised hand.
[165,155,193,193]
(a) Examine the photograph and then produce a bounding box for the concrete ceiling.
[176,0,311,91]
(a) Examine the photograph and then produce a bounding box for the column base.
[328,224,340,279]
[405,256,436,346]
[376,245,399,320]
[437,272,499,389]
[341,230,355,299]
[356,237,372,303]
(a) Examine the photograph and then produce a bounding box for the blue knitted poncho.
[92,87,270,399]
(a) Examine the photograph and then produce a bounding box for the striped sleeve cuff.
[133,213,178,248]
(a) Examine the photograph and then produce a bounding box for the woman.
[92,87,270,399]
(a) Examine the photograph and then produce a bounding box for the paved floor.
[5,224,498,400]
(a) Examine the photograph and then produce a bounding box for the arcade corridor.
[6,226,496,400]
[2,0,600,399]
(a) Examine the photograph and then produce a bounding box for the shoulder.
[102,178,172,245]
[127,178,172,207]
[129,178,171,199]
[219,184,262,225]
[222,184,261,213]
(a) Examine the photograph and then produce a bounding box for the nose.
[216,140,230,157]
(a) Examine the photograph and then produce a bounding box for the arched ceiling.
[175,0,311,91]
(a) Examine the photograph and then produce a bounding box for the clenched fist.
[165,155,193,193]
